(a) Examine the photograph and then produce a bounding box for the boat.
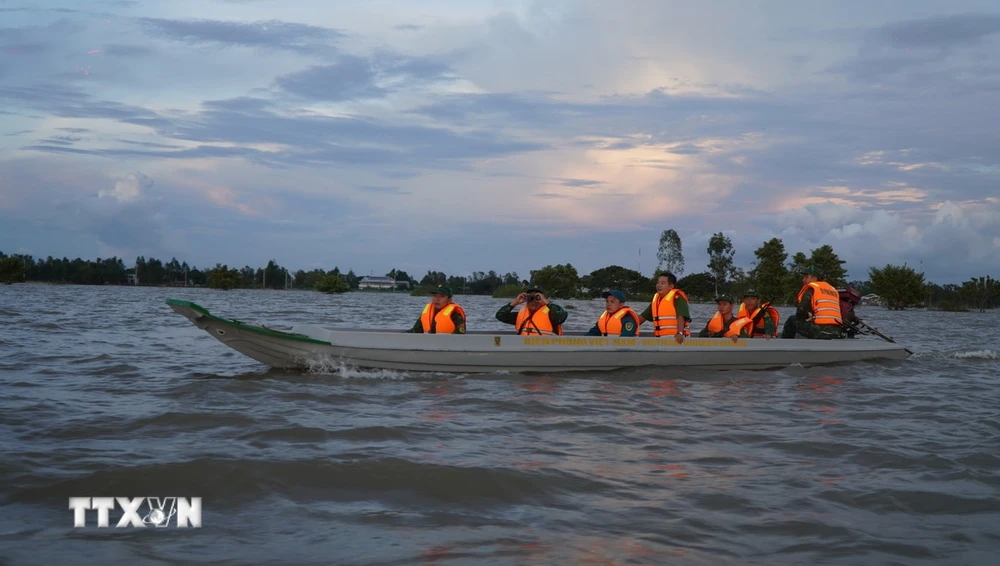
[165,298,912,373]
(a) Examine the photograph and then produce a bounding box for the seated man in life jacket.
[737,290,780,339]
[586,289,641,336]
[781,265,846,339]
[698,294,752,342]
[406,285,466,334]
[495,286,568,335]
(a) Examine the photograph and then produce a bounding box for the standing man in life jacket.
[495,286,568,335]
[699,294,751,342]
[737,290,780,339]
[586,289,641,336]
[636,272,690,343]
[406,285,467,334]
[781,265,846,339]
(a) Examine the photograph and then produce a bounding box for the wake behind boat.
[165,299,912,373]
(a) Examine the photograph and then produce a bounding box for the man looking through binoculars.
[495,287,569,336]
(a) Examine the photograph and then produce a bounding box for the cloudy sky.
[1,0,999,284]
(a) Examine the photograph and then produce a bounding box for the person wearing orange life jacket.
[495,286,568,335]
[737,289,780,339]
[636,271,690,343]
[586,290,641,336]
[698,294,752,342]
[406,286,467,334]
[781,265,847,339]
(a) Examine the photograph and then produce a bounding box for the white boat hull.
[166,299,912,373]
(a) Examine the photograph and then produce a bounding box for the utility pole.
[921,260,929,308]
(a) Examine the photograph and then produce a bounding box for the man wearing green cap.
[406,285,467,334]
[586,289,641,336]
[699,294,751,342]
[782,265,846,339]
[495,287,568,335]
[737,290,780,338]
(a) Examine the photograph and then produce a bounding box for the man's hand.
[730,335,739,343]
[510,293,526,307]
[675,332,685,344]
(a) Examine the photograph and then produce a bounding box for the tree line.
[2,238,997,311]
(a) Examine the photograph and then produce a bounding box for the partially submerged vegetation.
[3,236,997,310]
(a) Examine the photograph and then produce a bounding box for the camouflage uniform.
[840,303,861,338]
[781,286,847,339]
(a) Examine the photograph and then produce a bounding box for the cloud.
[749,200,1000,282]
[558,178,604,187]
[20,143,275,163]
[10,92,547,170]
[2,2,999,283]
[100,44,157,57]
[118,139,184,149]
[0,158,183,259]
[275,53,454,101]
[38,135,80,146]
[275,57,388,101]
[827,13,1000,85]
[139,17,343,55]
[99,171,152,202]
[355,185,411,195]
[0,84,174,129]
[772,202,868,234]
[881,13,1000,48]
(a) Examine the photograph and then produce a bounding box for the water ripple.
[0,284,997,564]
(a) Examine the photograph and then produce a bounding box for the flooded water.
[1,284,998,565]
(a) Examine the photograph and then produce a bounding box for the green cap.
[743,289,760,298]
[801,265,819,276]
[601,289,626,302]
[431,285,453,297]
[715,294,735,304]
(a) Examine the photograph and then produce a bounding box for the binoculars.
[524,294,541,301]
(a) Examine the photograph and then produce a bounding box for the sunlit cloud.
[204,187,258,216]
[98,171,151,203]
[0,0,998,282]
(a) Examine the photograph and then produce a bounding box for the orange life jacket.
[737,303,780,337]
[796,281,843,326]
[651,289,691,337]
[596,307,641,336]
[515,306,563,336]
[706,312,752,338]
[420,303,465,333]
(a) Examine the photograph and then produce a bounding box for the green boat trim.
[164,298,331,345]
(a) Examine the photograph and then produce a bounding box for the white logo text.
[68,497,202,528]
